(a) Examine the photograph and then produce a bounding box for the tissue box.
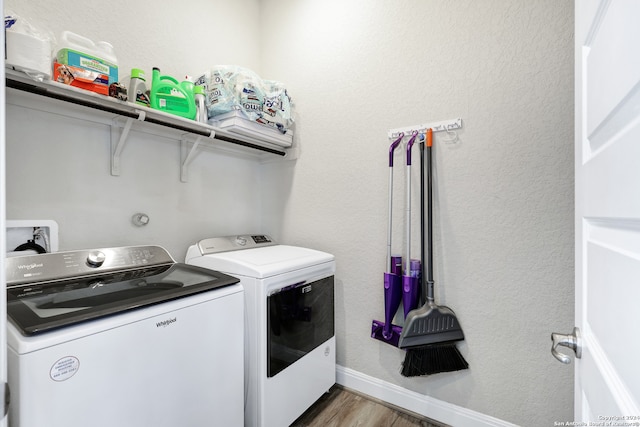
[52,61,109,95]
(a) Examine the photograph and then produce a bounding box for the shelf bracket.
[110,110,146,176]
[180,130,216,182]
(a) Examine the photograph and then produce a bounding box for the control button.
[86,251,106,268]
[235,236,247,246]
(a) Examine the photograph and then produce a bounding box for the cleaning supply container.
[194,85,207,123]
[150,67,196,120]
[129,68,150,107]
[54,31,118,95]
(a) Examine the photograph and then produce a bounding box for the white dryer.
[185,235,336,427]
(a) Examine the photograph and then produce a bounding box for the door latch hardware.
[2,382,10,417]
[551,327,582,364]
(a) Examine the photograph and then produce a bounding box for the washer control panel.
[197,235,277,255]
[5,245,175,287]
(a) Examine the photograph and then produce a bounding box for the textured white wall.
[259,1,575,425]
[5,104,266,259]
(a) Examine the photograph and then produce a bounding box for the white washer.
[6,246,244,427]
[186,235,336,427]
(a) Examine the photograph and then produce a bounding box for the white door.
[555,0,640,422]
[1,0,9,425]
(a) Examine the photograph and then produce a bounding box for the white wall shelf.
[5,69,294,181]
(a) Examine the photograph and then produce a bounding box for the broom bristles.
[401,342,469,377]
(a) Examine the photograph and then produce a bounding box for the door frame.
[1,0,10,424]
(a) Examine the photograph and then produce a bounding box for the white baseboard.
[335,365,518,427]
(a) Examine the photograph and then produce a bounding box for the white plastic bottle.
[194,85,207,123]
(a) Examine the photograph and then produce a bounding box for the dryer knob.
[86,251,106,268]
[235,236,247,246]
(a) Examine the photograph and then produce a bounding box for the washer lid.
[6,260,239,336]
[189,245,334,278]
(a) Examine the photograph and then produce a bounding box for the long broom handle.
[426,129,435,303]
[405,132,418,275]
[419,136,426,304]
[387,166,394,272]
[387,134,404,273]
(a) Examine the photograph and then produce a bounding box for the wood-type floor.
[290,386,448,427]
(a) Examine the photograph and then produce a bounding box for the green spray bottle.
[150,67,196,120]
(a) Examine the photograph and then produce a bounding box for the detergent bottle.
[150,67,196,120]
[128,68,151,107]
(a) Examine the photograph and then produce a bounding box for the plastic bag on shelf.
[194,66,238,118]
[4,11,55,81]
[258,80,294,133]
[227,67,266,121]
[195,65,295,133]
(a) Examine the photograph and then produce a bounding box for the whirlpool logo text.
[18,263,43,270]
[156,317,177,328]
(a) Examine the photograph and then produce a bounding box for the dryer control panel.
[196,235,277,255]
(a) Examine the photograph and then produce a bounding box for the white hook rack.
[180,130,216,182]
[110,110,146,176]
[388,117,462,139]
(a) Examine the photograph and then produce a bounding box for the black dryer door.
[267,275,335,377]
